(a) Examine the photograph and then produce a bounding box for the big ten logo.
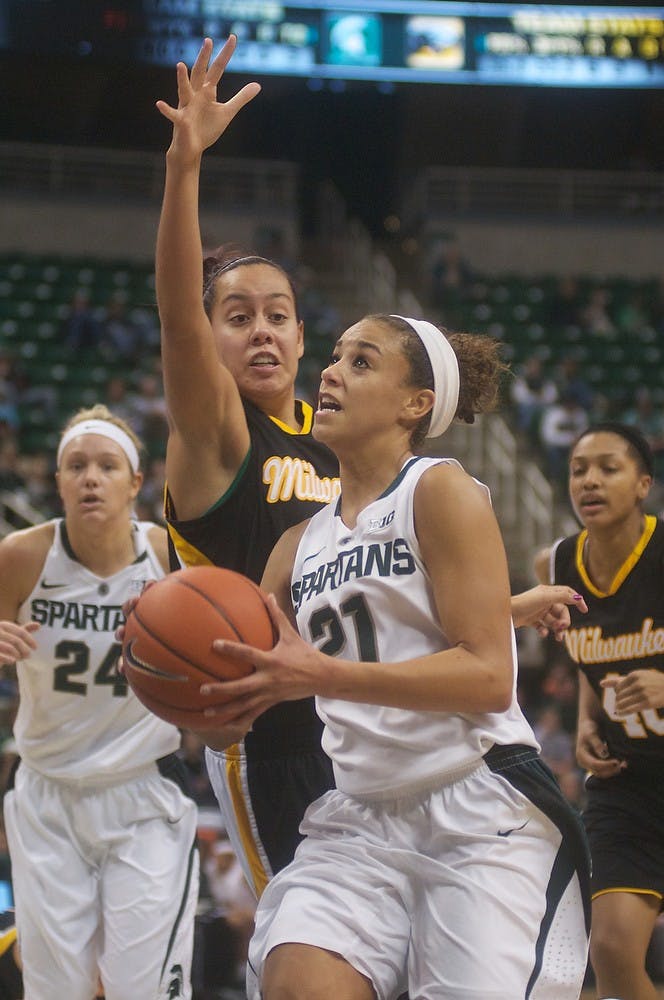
[368,510,395,531]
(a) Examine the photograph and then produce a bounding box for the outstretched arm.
[156,36,261,518]
[511,584,587,640]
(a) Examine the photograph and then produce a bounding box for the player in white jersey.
[198,315,591,1000]
[0,405,199,1000]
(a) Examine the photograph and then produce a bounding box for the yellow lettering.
[263,455,340,505]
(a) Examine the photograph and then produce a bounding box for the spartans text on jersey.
[31,599,125,632]
[292,537,416,612]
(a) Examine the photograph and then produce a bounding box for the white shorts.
[4,760,199,1000]
[248,751,590,1000]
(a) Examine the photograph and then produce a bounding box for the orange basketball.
[122,566,275,728]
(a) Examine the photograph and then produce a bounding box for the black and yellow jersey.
[165,398,340,583]
[165,397,340,738]
[553,514,664,772]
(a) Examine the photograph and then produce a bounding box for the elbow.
[473,657,514,714]
[489,681,513,714]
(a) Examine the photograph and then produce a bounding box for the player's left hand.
[198,594,323,723]
[511,585,587,640]
[601,669,664,714]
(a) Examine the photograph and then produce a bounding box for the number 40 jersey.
[15,519,179,782]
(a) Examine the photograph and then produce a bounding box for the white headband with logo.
[391,316,460,438]
[57,419,140,473]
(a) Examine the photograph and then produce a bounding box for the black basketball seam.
[177,577,252,642]
[179,574,276,646]
[124,639,188,682]
[130,608,244,682]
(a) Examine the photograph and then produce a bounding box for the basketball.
[122,565,276,728]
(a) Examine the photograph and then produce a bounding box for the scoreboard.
[3,1,664,88]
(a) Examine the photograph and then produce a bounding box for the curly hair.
[370,315,509,449]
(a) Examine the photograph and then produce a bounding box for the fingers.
[190,36,215,88]
[0,622,39,662]
[155,99,177,123]
[207,35,238,85]
[556,588,587,612]
[223,81,262,117]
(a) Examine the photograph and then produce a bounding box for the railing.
[0,491,45,536]
[402,166,664,225]
[435,414,556,580]
[0,141,298,209]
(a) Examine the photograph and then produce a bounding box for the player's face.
[56,434,141,522]
[209,264,303,407]
[315,319,426,450]
[568,431,651,527]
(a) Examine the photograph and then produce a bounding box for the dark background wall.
[1,0,663,236]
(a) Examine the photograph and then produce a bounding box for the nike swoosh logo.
[124,639,187,681]
[497,819,530,837]
[302,546,325,565]
[41,580,67,589]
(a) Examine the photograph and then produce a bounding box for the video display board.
[2,1,664,88]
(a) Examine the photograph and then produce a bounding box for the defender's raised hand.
[156,36,261,162]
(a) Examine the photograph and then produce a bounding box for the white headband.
[57,419,140,473]
[391,316,460,438]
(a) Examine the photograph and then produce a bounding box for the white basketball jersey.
[292,456,537,797]
[15,519,179,782]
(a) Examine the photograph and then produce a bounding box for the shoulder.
[275,518,312,559]
[0,522,56,606]
[0,521,55,565]
[261,517,312,598]
[144,522,170,573]
[415,459,490,514]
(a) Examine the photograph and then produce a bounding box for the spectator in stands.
[547,276,582,328]
[16,451,59,518]
[615,287,650,336]
[0,386,19,443]
[532,702,577,782]
[554,355,594,413]
[539,390,589,489]
[429,236,473,308]
[621,387,664,504]
[104,374,135,428]
[99,293,144,363]
[178,730,218,809]
[0,441,25,494]
[579,286,616,338]
[61,290,102,353]
[510,355,558,442]
[12,364,58,424]
[203,836,256,983]
[651,276,664,335]
[540,657,581,736]
[135,455,166,524]
[0,356,19,443]
[125,372,169,459]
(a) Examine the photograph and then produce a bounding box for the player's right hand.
[0,620,39,665]
[156,36,261,163]
[576,718,626,778]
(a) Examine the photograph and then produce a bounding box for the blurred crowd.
[0,248,663,993]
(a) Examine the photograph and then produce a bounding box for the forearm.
[156,154,207,340]
[312,644,513,715]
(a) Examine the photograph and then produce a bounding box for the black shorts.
[584,770,664,901]
[207,719,336,897]
[246,735,335,877]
